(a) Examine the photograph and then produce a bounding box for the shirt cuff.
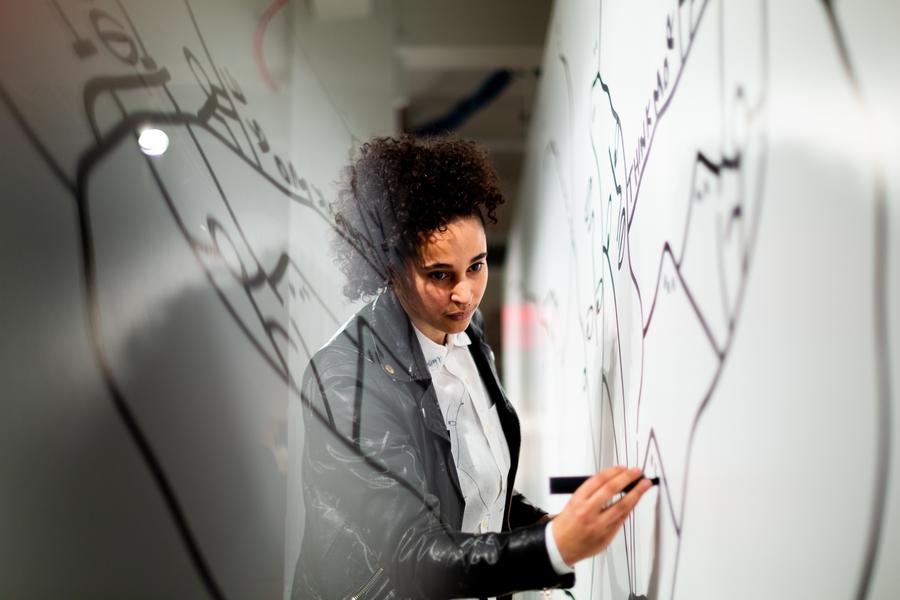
[545,520,575,575]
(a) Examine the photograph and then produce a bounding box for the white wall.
[506,1,900,598]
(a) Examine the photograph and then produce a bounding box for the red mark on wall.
[254,0,288,92]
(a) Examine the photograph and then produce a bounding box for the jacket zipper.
[350,567,384,600]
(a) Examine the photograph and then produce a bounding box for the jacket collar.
[360,288,432,382]
[356,287,493,392]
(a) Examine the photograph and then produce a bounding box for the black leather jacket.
[292,289,575,599]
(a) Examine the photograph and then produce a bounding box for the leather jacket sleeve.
[509,490,552,528]
[298,350,575,599]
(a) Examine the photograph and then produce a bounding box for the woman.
[293,136,652,599]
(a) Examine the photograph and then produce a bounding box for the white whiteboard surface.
[0,1,355,597]
[505,1,900,598]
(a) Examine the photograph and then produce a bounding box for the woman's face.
[395,215,488,345]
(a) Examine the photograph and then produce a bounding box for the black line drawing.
[818,3,893,598]
[1,1,366,596]
[513,0,893,598]
[583,1,766,593]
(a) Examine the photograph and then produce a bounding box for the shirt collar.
[412,325,471,374]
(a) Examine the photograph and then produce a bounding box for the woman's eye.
[428,271,448,281]
[469,262,485,272]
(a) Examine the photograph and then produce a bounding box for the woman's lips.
[446,310,470,322]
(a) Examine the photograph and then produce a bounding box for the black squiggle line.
[78,83,396,386]
[584,3,770,596]
[101,92,296,381]
[627,0,712,230]
[601,375,622,466]
[0,85,76,195]
[669,15,770,597]
[820,3,893,598]
[158,87,297,379]
[154,87,353,334]
[79,95,392,296]
[183,0,261,167]
[678,152,742,265]
[639,430,680,534]
[618,1,713,463]
[84,68,173,139]
[73,117,228,600]
[821,0,859,92]
[288,260,341,325]
[640,154,743,358]
[86,87,310,598]
[49,0,97,58]
[113,0,157,70]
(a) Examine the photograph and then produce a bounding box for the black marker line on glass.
[550,475,660,494]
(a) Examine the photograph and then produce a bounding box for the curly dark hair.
[332,135,505,301]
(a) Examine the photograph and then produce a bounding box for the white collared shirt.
[414,327,511,537]
[412,326,573,596]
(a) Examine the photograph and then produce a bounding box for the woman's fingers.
[571,466,627,501]
[585,467,644,510]
[605,476,653,521]
[554,466,655,565]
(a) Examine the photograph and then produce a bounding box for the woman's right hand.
[551,466,652,566]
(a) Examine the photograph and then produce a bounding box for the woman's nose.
[450,281,473,306]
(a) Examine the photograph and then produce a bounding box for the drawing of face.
[394,215,489,345]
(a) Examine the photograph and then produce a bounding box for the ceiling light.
[138,127,170,156]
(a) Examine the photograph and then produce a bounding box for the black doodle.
[522,1,894,598]
[1,1,367,597]
[819,3,893,598]
[589,1,769,595]
[525,0,767,596]
[50,0,98,59]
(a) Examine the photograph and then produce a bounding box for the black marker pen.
[550,475,659,494]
